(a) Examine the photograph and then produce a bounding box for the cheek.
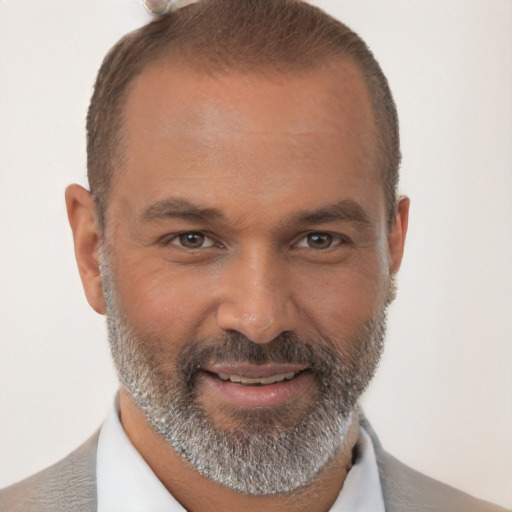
[113,262,220,341]
[294,258,388,340]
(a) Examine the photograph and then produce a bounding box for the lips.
[205,362,308,378]
[196,363,313,407]
[204,362,309,385]
[217,371,297,385]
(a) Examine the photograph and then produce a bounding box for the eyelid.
[293,231,352,249]
[157,230,351,250]
[160,231,222,249]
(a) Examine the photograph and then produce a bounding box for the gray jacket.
[0,416,507,512]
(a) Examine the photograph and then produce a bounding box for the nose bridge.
[216,244,298,343]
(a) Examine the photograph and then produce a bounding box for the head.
[67,0,409,497]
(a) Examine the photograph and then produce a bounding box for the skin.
[66,59,409,511]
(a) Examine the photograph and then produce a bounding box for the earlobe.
[65,184,106,314]
[388,196,410,275]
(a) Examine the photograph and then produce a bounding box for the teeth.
[216,371,296,385]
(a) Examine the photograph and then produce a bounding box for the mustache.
[176,331,339,381]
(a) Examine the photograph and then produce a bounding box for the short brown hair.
[87,0,400,225]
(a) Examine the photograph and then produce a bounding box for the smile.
[197,364,313,407]
[216,371,297,385]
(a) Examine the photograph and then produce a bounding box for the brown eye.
[306,233,333,249]
[179,232,206,248]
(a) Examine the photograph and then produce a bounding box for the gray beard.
[102,261,388,496]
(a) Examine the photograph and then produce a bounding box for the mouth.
[215,371,299,385]
[196,363,314,408]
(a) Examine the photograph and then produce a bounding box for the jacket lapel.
[0,429,99,512]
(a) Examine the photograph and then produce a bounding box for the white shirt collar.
[330,425,386,511]
[96,399,385,512]
[96,400,182,512]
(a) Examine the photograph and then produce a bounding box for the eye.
[306,233,333,249]
[295,232,349,250]
[169,232,218,249]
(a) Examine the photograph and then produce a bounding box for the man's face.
[101,61,399,494]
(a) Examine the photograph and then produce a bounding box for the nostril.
[216,295,299,345]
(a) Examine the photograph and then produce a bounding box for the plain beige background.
[0,0,511,508]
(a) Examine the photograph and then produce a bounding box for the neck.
[119,388,360,512]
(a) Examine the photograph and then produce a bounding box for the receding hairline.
[107,54,380,213]
[87,0,400,228]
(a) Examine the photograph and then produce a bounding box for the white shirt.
[97,401,385,512]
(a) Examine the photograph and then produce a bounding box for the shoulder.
[0,430,99,512]
[359,412,509,512]
[376,448,508,512]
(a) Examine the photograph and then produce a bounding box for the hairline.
[97,56,394,231]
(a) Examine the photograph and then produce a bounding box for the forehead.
[122,59,375,152]
[111,61,380,222]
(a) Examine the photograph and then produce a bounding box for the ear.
[65,184,106,314]
[388,196,410,275]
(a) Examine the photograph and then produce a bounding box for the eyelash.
[293,232,352,250]
[161,231,222,249]
[160,231,352,250]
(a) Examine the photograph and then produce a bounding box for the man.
[0,0,508,511]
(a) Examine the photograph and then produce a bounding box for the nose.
[215,248,299,344]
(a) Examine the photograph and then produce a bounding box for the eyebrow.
[141,198,227,223]
[291,200,373,227]
[141,197,372,229]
